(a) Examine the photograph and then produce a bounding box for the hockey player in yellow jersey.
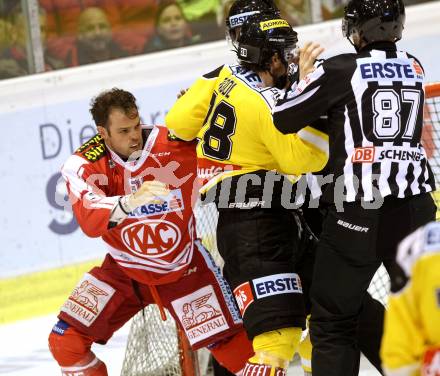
[381,221,440,376]
[166,21,327,196]
[166,13,328,376]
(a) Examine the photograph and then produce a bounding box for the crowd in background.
[0,0,435,79]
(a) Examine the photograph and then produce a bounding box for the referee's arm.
[261,109,329,175]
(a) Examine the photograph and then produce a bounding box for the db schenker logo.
[121,219,181,258]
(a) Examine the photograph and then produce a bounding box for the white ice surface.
[0,315,381,375]
[0,315,129,376]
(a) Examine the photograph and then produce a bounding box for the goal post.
[426,82,440,98]
[120,82,440,376]
[424,82,440,216]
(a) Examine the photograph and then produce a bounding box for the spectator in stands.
[143,0,200,53]
[0,58,26,79]
[64,7,126,67]
[0,3,27,79]
[109,0,158,54]
[38,0,120,38]
[273,0,344,25]
[274,0,313,26]
[0,5,64,79]
[39,0,159,55]
[177,0,219,23]
[177,0,223,41]
[0,16,13,51]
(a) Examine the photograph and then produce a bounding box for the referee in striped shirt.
[273,0,436,375]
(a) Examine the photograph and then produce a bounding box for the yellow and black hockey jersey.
[381,221,440,376]
[166,64,328,205]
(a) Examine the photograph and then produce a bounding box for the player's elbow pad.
[80,225,103,238]
[165,113,196,141]
[311,149,329,172]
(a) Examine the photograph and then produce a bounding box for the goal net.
[121,82,440,376]
[369,83,440,304]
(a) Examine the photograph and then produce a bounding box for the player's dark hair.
[90,88,138,130]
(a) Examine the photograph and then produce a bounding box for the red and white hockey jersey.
[62,125,199,285]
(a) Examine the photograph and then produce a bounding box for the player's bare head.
[343,0,405,51]
[90,89,142,158]
[225,0,280,44]
[90,88,139,131]
[236,14,297,88]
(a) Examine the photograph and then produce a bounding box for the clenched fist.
[123,180,170,212]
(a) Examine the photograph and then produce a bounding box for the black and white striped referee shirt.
[273,41,436,203]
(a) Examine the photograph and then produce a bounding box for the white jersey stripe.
[396,161,410,197]
[378,143,392,197]
[361,162,374,202]
[274,85,321,113]
[343,107,357,201]
[298,128,329,155]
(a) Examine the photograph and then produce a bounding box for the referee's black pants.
[309,193,436,376]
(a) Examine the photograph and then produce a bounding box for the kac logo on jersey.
[128,189,184,218]
[252,273,302,299]
[121,219,182,258]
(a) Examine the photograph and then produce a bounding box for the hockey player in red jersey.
[48,88,253,376]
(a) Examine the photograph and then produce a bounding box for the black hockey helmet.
[342,0,405,46]
[226,0,280,42]
[236,13,298,70]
